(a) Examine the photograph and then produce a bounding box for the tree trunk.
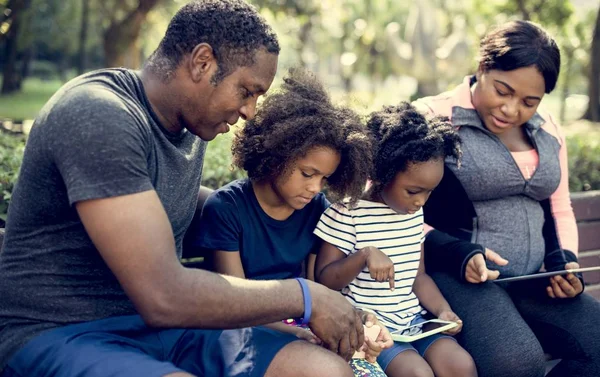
[0,0,25,44]
[1,13,22,94]
[102,0,162,68]
[583,5,600,122]
[517,0,531,21]
[368,44,379,96]
[296,19,313,68]
[559,48,574,123]
[19,46,32,82]
[77,0,90,75]
[413,80,439,100]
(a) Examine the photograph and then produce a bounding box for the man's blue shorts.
[2,315,298,377]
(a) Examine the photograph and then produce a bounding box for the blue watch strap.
[295,277,312,326]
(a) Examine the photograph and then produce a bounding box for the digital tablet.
[493,266,600,283]
[390,319,458,343]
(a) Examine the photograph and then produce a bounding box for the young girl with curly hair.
[314,102,477,377]
[192,68,390,376]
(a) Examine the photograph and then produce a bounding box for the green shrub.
[200,131,246,189]
[28,60,59,81]
[567,134,600,192]
[0,132,26,223]
[1,127,600,224]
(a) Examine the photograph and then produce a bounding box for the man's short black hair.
[145,0,280,83]
[478,20,560,93]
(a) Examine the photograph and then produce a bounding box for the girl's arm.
[306,253,317,281]
[213,250,246,278]
[412,244,463,334]
[412,244,451,316]
[315,241,368,290]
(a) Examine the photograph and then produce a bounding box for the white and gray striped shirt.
[314,200,426,333]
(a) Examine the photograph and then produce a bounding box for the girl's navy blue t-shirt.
[192,178,330,280]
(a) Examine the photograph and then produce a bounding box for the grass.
[0,78,64,120]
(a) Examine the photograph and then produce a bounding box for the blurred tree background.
[1,0,600,222]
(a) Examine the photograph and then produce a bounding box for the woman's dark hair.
[478,20,560,93]
[232,68,372,205]
[145,0,279,83]
[367,102,461,190]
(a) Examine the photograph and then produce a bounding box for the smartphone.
[390,319,458,343]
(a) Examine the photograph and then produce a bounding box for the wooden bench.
[1,189,600,264]
[571,191,600,299]
[2,190,600,281]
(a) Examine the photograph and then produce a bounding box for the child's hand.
[360,311,394,363]
[363,246,396,290]
[465,248,508,283]
[438,309,463,335]
[363,334,384,363]
[294,327,322,345]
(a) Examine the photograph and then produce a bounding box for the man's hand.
[364,246,395,290]
[437,309,463,336]
[465,248,509,283]
[546,262,584,299]
[307,281,364,361]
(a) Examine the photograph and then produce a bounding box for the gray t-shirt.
[0,68,206,370]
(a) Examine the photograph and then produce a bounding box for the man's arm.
[77,189,304,328]
[76,189,364,359]
[212,249,320,341]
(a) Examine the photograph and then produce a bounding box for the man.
[0,1,377,376]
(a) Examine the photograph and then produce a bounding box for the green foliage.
[472,0,573,27]
[567,134,600,192]
[28,60,59,80]
[21,0,82,58]
[0,132,25,222]
[200,131,246,190]
[0,77,63,120]
[0,126,600,223]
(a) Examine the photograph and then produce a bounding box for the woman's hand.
[546,262,584,299]
[437,309,463,336]
[363,246,396,290]
[465,248,509,283]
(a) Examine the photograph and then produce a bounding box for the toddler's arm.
[413,245,463,334]
[315,242,370,290]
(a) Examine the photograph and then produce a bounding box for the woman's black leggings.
[430,272,600,377]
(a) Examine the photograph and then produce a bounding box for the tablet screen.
[494,266,600,283]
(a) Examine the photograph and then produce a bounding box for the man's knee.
[265,340,353,377]
[319,356,353,377]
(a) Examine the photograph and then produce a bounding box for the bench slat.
[577,221,600,252]
[572,191,600,222]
